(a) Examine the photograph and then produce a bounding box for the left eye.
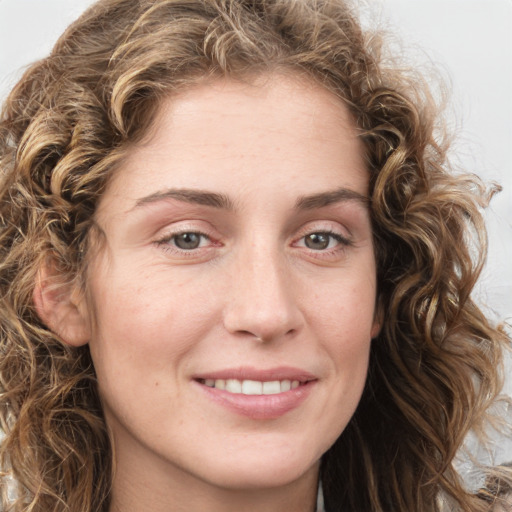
[170,232,209,250]
[301,232,346,250]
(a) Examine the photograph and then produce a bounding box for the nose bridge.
[223,239,303,341]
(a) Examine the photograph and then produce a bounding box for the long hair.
[0,0,509,510]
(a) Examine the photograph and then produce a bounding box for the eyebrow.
[295,188,370,210]
[132,186,369,212]
[133,189,235,210]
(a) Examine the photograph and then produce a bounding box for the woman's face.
[84,74,379,494]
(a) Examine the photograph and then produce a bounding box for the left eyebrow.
[294,188,370,210]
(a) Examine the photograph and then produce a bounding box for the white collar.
[316,479,325,512]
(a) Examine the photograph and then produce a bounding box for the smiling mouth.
[196,378,306,395]
[195,371,317,419]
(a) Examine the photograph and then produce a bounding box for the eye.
[172,232,206,250]
[300,231,349,251]
[304,232,335,250]
[158,231,212,251]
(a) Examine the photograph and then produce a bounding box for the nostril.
[234,328,298,343]
[222,285,304,342]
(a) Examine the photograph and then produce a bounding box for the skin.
[71,74,380,512]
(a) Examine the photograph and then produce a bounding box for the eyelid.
[154,221,222,256]
[164,231,211,249]
[157,229,215,245]
[293,230,352,249]
[290,222,354,261]
[155,219,217,239]
[293,220,352,242]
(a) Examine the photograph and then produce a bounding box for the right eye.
[170,232,209,250]
[157,231,212,252]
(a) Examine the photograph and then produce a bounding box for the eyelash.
[155,227,352,260]
[295,230,352,250]
[156,230,216,256]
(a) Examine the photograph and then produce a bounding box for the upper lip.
[193,366,317,383]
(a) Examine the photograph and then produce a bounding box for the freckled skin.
[82,75,380,512]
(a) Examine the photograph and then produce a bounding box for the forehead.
[98,73,368,215]
[144,73,361,156]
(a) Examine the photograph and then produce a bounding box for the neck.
[110,467,319,512]
[110,480,319,512]
[108,438,320,512]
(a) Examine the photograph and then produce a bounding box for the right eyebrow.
[132,188,235,211]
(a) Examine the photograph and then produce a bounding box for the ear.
[32,259,90,347]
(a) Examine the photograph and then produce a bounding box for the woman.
[0,0,510,510]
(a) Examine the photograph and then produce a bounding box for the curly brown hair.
[0,0,509,511]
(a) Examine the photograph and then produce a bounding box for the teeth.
[262,381,281,394]
[202,378,301,395]
[242,380,262,395]
[225,379,242,393]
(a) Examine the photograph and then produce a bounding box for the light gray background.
[0,0,511,475]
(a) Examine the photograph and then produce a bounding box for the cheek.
[307,273,376,377]
[86,263,220,382]
[304,284,374,454]
[310,274,377,333]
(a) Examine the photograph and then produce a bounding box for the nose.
[222,245,304,343]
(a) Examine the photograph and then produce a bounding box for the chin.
[192,445,322,491]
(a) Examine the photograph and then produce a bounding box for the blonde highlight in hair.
[0,0,510,510]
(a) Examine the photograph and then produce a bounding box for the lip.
[193,366,317,420]
[193,366,317,382]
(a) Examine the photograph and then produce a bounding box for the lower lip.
[195,380,316,420]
